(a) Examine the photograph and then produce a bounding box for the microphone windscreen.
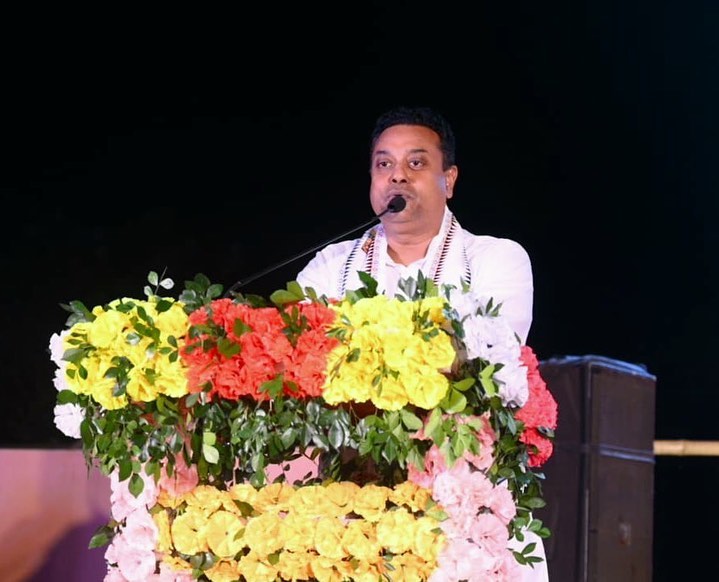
[388,196,406,213]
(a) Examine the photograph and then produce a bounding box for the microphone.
[224,196,406,296]
[386,195,406,213]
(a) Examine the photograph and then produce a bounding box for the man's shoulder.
[461,229,530,256]
[313,238,359,260]
[297,238,359,277]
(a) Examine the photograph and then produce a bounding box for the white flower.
[53,367,69,392]
[53,403,83,438]
[494,360,529,407]
[49,330,70,367]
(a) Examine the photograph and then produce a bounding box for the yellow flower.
[86,308,129,348]
[376,508,415,554]
[353,484,390,522]
[340,559,386,582]
[126,366,161,402]
[389,481,433,512]
[253,482,294,513]
[156,488,182,509]
[118,341,149,367]
[171,506,208,555]
[154,301,189,338]
[324,294,458,410]
[310,556,345,582]
[237,551,278,582]
[206,510,246,558]
[324,481,359,515]
[341,520,381,563]
[244,513,284,556]
[369,375,409,411]
[228,483,258,508]
[185,485,232,516]
[314,516,347,560]
[393,552,437,581]
[287,484,338,518]
[153,509,172,553]
[81,356,126,409]
[412,515,445,560]
[158,554,192,575]
[204,560,242,582]
[278,513,315,553]
[154,356,189,398]
[400,366,450,410]
[276,550,313,581]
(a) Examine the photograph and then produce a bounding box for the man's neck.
[386,236,433,266]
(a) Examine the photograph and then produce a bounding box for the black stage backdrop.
[2,3,716,579]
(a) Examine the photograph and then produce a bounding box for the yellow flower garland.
[153,480,444,582]
[323,295,456,410]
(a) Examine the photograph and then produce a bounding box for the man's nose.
[390,165,409,183]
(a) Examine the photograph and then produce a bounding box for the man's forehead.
[372,124,441,155]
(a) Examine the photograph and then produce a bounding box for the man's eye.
[376,160,391,168]
[409,159,424,168]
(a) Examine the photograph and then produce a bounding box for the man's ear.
[445,166,458,199]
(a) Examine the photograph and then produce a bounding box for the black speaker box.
[536,355,656,582]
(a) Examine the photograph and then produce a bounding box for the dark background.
[2,2,716,579]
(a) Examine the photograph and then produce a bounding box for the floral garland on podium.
[50,271,558,582]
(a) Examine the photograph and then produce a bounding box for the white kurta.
[296,206,534,344]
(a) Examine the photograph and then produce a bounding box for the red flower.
[180,299,339,402]
[515,346,559,467]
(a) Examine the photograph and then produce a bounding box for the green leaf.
[207,283,223,299]
[88,525,115,549]
[357,271,379,296]
[118,457,132,481]
[217,337,241,358]
[328,421,345,448]
[479,364,497,396]
[399,408,423,431]
[523,497,547,509]
[424,408,443,443]
[286,280,305,299]
[202,444,220,464]
[148,271,159,286]
[452,377,476,392]
[155,299,173,313]
[439,389,467,414]
[129,473,145,497]
[270,289,300,305]
[203,431,217,446]
[56,389,78,405]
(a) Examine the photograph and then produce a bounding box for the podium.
[537,355,656,582]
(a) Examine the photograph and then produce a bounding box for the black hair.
[370,106,456,170]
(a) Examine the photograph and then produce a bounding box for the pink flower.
[487,482,517,525]
[408,445,448,488]
[158,455,199,498]
[107,535,157,581]
[431,462,473,509]
[122,509,158,550]
[430,538,499,581]
[110,469,158,522]
[104,567,127,582]
[467,513,510,555]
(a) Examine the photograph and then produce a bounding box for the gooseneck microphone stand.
[224,196,406,296]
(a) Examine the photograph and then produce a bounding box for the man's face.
[369,124,457,236]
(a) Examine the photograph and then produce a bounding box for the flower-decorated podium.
[50,272,558,582]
